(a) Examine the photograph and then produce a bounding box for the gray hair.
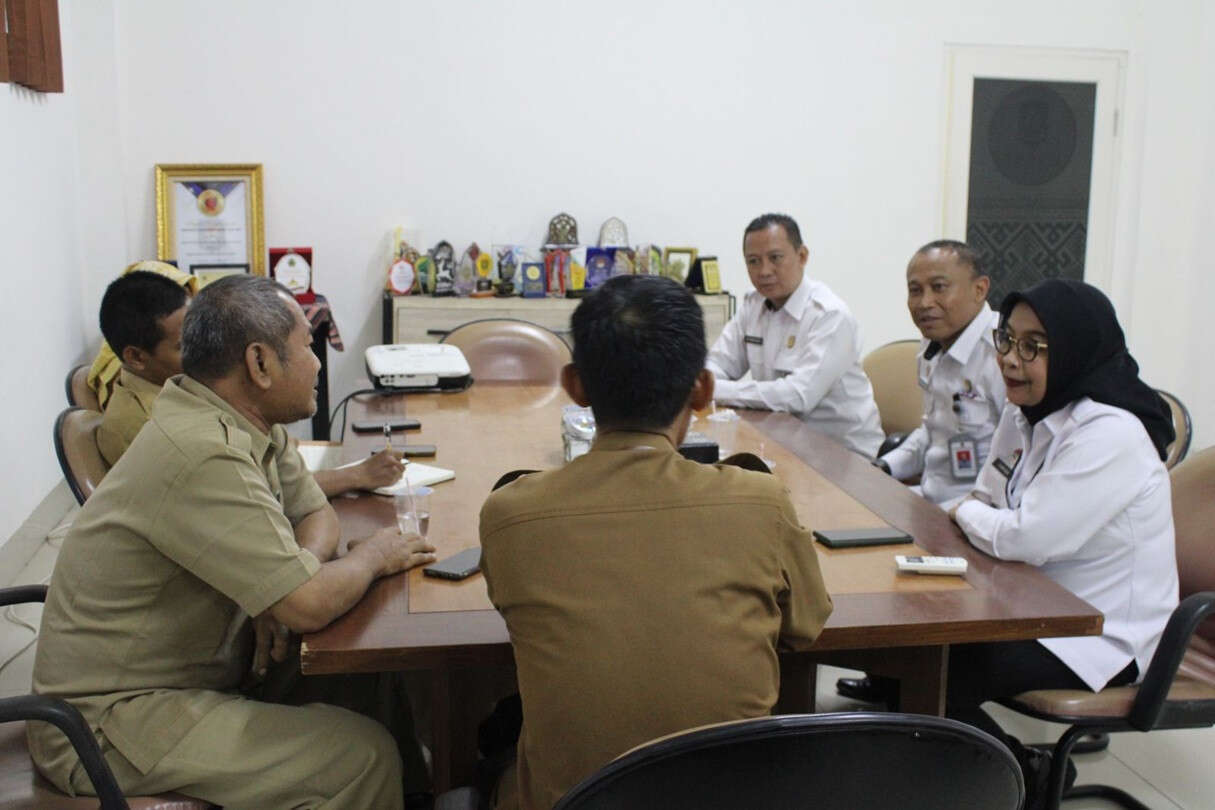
[182,275,297,381]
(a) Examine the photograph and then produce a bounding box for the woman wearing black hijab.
[946,279,1178,805]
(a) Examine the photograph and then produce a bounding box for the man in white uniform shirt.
[706,214,882,457]
[876,240,1005,505]
[838,239,1004,705]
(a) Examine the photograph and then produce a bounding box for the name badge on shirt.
[744,335,763,346]
[991,448,1023,479]
[948,433,978,480]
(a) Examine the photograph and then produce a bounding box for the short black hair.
[913,239,986,278]
[744,213,804,251]
[98,271,189,357]
[571,275,706,430]
[182,275,297,382]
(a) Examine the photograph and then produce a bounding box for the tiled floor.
[2,509,1210,808]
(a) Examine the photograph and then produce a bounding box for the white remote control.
[895,555,968,575]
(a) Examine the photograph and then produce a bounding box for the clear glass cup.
[394,486,432,538]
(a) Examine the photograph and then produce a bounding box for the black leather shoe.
[835,675,897,705]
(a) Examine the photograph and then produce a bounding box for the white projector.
[365,344,472,391]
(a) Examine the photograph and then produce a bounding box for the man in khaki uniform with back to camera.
[481,275,834,810]
[30,275,436,809]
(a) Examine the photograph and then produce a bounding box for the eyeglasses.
[993,329,1048,362]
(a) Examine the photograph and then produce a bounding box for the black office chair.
[552,712,1024,810]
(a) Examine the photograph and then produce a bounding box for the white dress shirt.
[706,276,883,457]
[883,303,1005,506]
[955,399,1178,691]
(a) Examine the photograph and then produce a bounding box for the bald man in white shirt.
[706,214,882,457]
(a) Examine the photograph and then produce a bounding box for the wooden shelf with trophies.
[382,217,735,348]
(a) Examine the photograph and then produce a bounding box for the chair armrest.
[0,694,129,809]
[878,432,909,457]
[1129,591,1215,730]
[0,584,48,607]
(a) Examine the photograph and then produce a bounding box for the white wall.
[4,0,1211,549]
[0,1,125,546]
[114,0,1200,436]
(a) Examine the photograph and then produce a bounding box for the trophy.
[545,249,569,296]
[494,244,521,296]
[454,243,479,297]
[597,216,629,248]
[430,241,456,296]
[636,244,662,276]
[386,230,420,295]
[612,248,635,276]
[473,249,495,297]
[544,212,579,249]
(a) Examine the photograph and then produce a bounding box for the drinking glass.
[394,486,432,539]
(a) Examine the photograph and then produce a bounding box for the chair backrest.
[1157,389,1193,469]
[861,339,922,435]
[552,712,1023,810]
[53,408,109,505]
[440,319,571,384]
[65,364,100,412]
[1172,446,1215,645]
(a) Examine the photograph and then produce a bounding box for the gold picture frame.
[662,247,698,283]
[155,163,265,276]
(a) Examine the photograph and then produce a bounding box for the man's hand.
[349,525,437,576]
[251,612,291,678]
[355,449,405,490]
[948,496,973,523]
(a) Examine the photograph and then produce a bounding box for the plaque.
[473,251,496,297]
[493,244,521,296]
[544,212,579,248]
[597,216,629,248]
[584,248,614,289]
[430,241,456,296]
[269,247,316,303]
[545,249,569,296]
[521,262,546,298]
[684,256,722,294]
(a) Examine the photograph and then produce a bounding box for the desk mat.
[408,417,968,615]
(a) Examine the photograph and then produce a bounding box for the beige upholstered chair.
[53,408,109,505]
[861,339,922,454]
[998,446,1215,809]
[0,586,216,810]
[441,319,571,384]
[64,365,100,412]
[1157,389,1193,469]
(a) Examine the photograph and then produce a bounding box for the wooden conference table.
[303,383,1101,789]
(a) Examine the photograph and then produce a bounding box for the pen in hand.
[383,423,392,453]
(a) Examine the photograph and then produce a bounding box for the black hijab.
[999,279,1174,461]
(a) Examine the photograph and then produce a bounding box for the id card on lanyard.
[948,434,978,480]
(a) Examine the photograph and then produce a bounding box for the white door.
[942,46,1125,302]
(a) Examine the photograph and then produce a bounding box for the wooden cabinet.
[382,292,735,348]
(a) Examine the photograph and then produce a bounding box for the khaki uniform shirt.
[96,368,163,466]
[30,376,325,781]
[480,432,833,810]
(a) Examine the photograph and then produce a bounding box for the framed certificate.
[155,164,266,276]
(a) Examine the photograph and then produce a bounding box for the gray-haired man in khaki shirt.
[481,276,833,810]
[30,275,436,809]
